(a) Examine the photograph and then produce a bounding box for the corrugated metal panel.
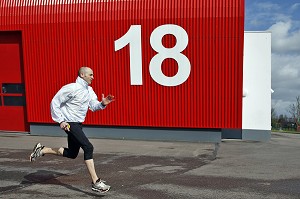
[0,0,244,128]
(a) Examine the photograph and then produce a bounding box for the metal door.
[0,31,29,132]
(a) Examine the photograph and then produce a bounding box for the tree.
[271,106,278,129]
[287,96,300,131]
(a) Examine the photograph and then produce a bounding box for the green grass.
[272,129,300,134]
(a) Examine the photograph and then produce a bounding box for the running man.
[29,66,115,193]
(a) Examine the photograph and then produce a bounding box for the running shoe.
[92,179,111,193]
[29,143,44,162]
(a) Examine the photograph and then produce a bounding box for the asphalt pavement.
[0,131,299,199]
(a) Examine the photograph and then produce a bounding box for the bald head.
[78,66,94,84]
[78,67,91,77]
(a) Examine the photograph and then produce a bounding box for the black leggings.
[62,122,94,160]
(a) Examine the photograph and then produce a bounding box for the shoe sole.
[92,187,110,193]
[29,143,42,162]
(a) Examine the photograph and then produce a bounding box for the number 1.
[114,25,143,85]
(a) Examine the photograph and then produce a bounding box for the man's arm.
[89,89,115,112]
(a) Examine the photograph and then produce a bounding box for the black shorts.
[62,122,94,160]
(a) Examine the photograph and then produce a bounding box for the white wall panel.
[243,32,271,130]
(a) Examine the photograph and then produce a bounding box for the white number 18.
[114,24,191,87]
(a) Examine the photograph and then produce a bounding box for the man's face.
[81,68,94,85]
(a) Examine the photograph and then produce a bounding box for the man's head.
[78,66,94,85]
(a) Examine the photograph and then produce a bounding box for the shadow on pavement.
[16,170,104,197]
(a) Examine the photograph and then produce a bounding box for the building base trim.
[222,128,271,142]
[29,124,222,143]
[242,129,271,142]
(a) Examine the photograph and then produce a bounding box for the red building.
[0,0,245,141]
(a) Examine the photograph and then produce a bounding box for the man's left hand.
[102,94,115,105]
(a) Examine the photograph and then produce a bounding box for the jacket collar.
[76,76,89,89]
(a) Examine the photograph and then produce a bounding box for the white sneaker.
[92,179,111,193]
[29,143,44,162]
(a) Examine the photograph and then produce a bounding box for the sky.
[245,0,300,116]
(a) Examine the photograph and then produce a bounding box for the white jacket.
[50,77,105,123]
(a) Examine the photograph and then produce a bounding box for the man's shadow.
[20,170,105,197]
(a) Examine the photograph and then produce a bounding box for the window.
[1,83,26,106]
[3,96,26,106]
[2,83,25,94]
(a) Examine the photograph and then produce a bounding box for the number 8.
[149,24,191,87]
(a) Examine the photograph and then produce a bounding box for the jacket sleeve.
[50,84,74,123]
[88,87,106,112]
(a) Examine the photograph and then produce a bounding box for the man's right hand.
[60,122,70,131]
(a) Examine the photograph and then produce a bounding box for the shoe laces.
[94,179,106,184]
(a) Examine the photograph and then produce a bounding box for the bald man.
[29,66,114,193]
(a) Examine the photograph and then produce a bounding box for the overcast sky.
[245,0,300,116]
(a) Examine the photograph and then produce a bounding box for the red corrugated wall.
[0,0,244,128]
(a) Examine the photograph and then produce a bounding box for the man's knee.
[83,143,94,160]
[62,148,79,159]
[84,143,94,154]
